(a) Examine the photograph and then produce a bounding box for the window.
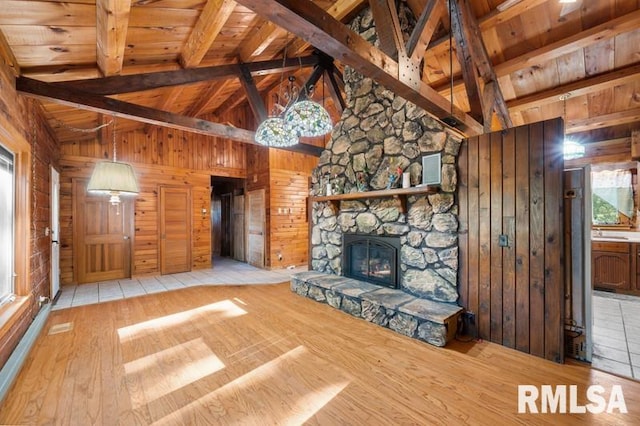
[0,143,15,305]
[592,167,636,226]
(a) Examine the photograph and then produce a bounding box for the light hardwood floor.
[1,283,639,425]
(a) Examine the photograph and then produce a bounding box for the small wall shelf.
[311,185,438,213]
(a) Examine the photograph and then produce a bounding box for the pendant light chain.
[112,118,117,162]
[449,0,453,115]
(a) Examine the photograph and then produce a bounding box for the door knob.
[123,236,130,240]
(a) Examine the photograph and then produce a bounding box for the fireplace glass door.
[343,235,400,288]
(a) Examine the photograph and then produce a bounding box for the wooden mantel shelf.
[311,185,438,213]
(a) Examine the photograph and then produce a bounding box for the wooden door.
[233,194,245,261]
[221,193,232,257]
[246,189,265,268]
[458,118,565,362]
[159,186,192,275]
[74,179,133,284]
[50,167,60,297]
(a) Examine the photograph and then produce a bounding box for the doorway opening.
[211,177,245,262]
[566,164,640,380]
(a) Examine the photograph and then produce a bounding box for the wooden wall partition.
[268,150,318,268]
[245,145,319,268]
[458,118,565,362]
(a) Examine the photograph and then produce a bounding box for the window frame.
[0,121,32,303]
[0,143,15,305]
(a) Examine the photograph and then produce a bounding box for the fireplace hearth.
[343,234,401,289]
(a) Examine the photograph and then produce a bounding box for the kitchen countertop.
[591,230,640,243]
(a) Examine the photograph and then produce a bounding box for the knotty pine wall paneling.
[458,118,565,362]
[268,149,318,268]
[0,58,60,369]
[60,119,249,283]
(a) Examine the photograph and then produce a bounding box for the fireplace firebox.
[343,234,401,288]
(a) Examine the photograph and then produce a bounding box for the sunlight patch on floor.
[48,322,73,335]
[282,381,350,424]
[117,299,247,342]
[123,337,225,409]
[150,345,351,424]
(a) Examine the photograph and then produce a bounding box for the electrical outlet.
[462,311,476,325]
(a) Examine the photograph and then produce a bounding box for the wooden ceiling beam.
[406,0,444,62]
[494,8,640,77]
[566,107,640,135]
[96,0,131,76]
[159,0,236,122]
[50,55,319,95]
[214,0,362,120]
[286,0,366,55]
[449,0,483,125]
[369,0,405,59]
[480,0,547,30]
[239,63,268,122]
[0,28,19,76]
[235,0,483,136]
[240,20,288,60]
[507,63,640,113]
[429,7,640,116]
[324,68,345,115]
[180,0,237,68]
[17,76,322,156]
[451,0,512,130]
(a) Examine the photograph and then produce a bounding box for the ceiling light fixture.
[87,118,139,205]
[559,93,585,160]
[255,49,332,147]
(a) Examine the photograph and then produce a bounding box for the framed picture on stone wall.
[421,153,441,186]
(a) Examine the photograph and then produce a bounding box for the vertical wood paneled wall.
[268,150,318,268]
[60,121,248,284]
[0,59,60,369]
[458,118,565,362]
[245,145,318,268]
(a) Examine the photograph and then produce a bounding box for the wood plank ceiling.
[0,0,638,150]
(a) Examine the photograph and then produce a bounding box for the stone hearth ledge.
[291,271,463,347]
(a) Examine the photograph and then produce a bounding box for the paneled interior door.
[74,179,133,284]
[246,189,265,268]
[233,194,245,262]
[50,167,60,297]
[159,186,192,275]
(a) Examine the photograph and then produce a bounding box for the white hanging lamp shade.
[87,161,139,204]
[255,117,298,147]
[283,100,333,137]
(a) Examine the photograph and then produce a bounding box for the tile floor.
[53,257,308,311]
[592,290,640,380]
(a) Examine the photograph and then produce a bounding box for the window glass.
[592,168,635,226]
[0,144,14,305]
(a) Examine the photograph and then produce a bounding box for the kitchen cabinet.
[592,241,640,295]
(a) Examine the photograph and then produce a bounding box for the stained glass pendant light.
[255,117,299,147]
[87,119,139,205]
[283,99,333,137]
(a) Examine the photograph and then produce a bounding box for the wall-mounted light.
[563,139,586,160]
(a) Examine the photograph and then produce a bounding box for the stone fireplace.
[291,2,463,346]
